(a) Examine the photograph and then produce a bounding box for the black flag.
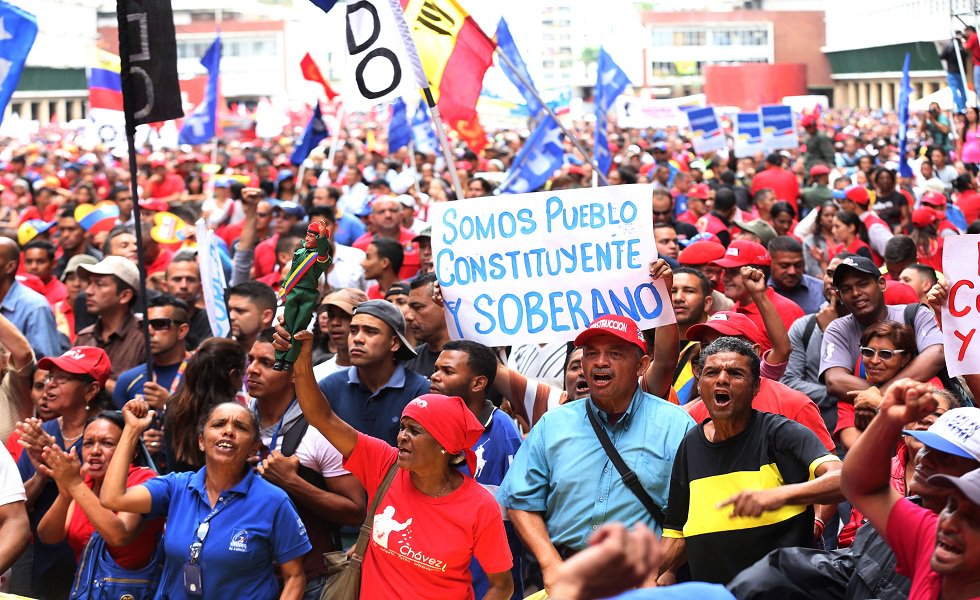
[116,0,183,131]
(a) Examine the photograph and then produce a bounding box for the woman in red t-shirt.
[35,411,164,571]
[288,328,514,600]
[829,210,874,262]
[910,208,946,274]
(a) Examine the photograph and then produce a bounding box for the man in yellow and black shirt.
[657,336,843,586]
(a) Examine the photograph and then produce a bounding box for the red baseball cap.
[685,311,765,347]
[574,314,647,353]
[800,115,818,128]
[809,164,830,177]
[844,186,871,206]
[920,191,947,208]
[38,346,111,387]
[687,183,710,200]
[912,207,938,228]
[678,240,726,266]
[884,279,921,305]
[711,239,771,268]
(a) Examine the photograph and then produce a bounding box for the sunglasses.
[859,347,907,361]
[652,209,673,217]
[148,318,185,330]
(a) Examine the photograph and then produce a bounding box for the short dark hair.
[371,238,404,274]
[904,263,939,286]
[147,293,189,323]
[276,234,301,256]
[255,327,277,344]
[884,235,917,263]
[410,271,437,291]
[102,225,135,256]
[469,177,496,195]
[654,222,677,232]
[673,267,712,297]
[58,203,79,220]
[226,281,277,313]
[696,336,761,385]
[714,188,737,212]
[767,235,803,255]
[766,153,783,166]
[107,184,131,202]
[753,188,774,204]
[23,239,56,260]
[441,339,498,387]
[771,201,797,221]
[308,205,337,224]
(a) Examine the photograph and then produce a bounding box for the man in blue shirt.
[767,236,825,314]
[498,314,695,592]
[0,237,64,360]
[317,299,429,446]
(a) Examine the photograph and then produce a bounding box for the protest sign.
[344,0,420,111]
[942,235,980,376]
[734,112,763,157]
[196,220,230,338]
[615,94,706,129]
[685,107,726,155]
[760,105,797,151]
[431,184,674,347]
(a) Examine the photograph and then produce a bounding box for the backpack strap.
[279,415,310,458]
[801,314,819,353]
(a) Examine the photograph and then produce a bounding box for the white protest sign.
[431,184,674,347]
[344,0,419,111]
[941,234,980,376]
[615,94,706,129]
[734,112,764,158]
[760,105,798,152]
[196,219,231,338]
[686,107,727,155]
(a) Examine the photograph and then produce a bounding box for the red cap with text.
[711,239,771,268]
[38,346,111,387]
[574,314,647,353]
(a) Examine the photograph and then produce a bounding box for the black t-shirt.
[405,343,441,378]
[871,190,908,230]
[663,410,835,584]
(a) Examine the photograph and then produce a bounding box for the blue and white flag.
[291,103,328,166]
[898,52,912,178]
[498,114,563,195]
[0,1,38,125]
[593,49,630,182]
[411,100,438,155]
[388,98,411,153]
[496,18,542,117]
[179,36,221,145]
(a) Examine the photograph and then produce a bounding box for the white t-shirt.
[313,356,346,383]
[0,449,25,506]
[261,421,348,479]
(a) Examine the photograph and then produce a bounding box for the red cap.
[711,239,771,268]
[138,199,168,212]
[574,314,647,353]
[845,186,871,206]
[685,311,765,347]
[229,155,246,167]
[307,221,329,235]
[38,346,111,387]
[800,115,818,128]
[687,183,710,200]
[920,191,947,208]
[884,279,920,305]
[568,165,587,176]
[912,207,938,228]
[809,164,830,177]
[150,159,167,168]
[678,240,726,266]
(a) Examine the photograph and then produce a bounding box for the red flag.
[300,53,338,101]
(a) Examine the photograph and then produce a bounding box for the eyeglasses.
[652,209,673,217]
[255,212,270,218]
[148,318,185,330]
[859,347,907,361]
[43,373,87,387]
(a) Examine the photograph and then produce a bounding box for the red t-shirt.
[145,247,175,276]
[144,173,185,200]
[751,166,800,212]
[20,204,60,225]
[734,288,805,350]
[967,32,980,62]
[254,234,279,279]
[885,498,941,599]
[957,189,980,224]
[39,277,67,306]
[353,228,421,280]
[343,433,512,600]
[685,377,834,452]
[695,213,730,240]
[676,210,700,226]
[916,237,945,274]
[67,466,165,570]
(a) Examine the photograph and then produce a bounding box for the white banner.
[614,94,706,129]
[686,107,727,155]
[431,184,674,347]
[942,235,980,377]
[196,219,231,338]
[344,0,420,111]
[734,112,764,158]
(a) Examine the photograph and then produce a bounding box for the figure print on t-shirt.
[373,505,412,548]
[371,504,449,572]
[229,529,248,552]
[474,443,487,478]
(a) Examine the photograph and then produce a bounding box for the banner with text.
[686,107,726,155]
[196,220,231,338]
[431,184,673,347]
[614,94,706,129]
[344,0,420,111]
[734,112,764,157]
[760,105,797,152]
[942,235,980,377]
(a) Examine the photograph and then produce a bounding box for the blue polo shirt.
[318,363,430,446]
[143,467,311,600]
[112,361,183,409]
[769,273,826,315]
[497,388,694,550]
[2,279,64,359]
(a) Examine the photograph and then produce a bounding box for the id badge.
[183,562,203,596]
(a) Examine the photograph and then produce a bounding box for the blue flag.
[593,49,630,181]
[0,2,38,125]
[309,0,338,13]
[179,36,221,145]
[291,103,328,166]
[496,19,542,117]
[411,100,438,155]
[498,114,563,194]
[388,98,411,154]
[898,52,912,178]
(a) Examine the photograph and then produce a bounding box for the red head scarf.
[401,394,484,476]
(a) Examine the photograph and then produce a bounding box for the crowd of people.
[0,92,978,600]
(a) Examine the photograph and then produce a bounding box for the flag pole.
[327,106,345,166]
[209,7,222,189]
[493,47,609,186]
[407,141,423,197]
[421,88,465,200]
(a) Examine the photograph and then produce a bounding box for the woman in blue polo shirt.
[100,400,311,599]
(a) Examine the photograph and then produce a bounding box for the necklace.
[59,417,83,446]
[432,472,456,498]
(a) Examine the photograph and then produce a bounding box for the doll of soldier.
[273,219,333,370]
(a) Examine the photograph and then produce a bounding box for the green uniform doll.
[273,220,333,371]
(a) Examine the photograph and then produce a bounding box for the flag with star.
[291,102,329,166]
[0,1,38,125]
[498,114,564,194]
[593,48,630,182]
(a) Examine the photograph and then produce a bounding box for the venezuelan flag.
[399,0,494,128]
[88,50,123,111]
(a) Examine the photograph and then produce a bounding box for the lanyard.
[188,494,235,564]
[268,399,297,453]
[168,355,190,396]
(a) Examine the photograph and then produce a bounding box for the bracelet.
[814,516,825,526]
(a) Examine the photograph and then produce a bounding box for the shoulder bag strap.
[586,402,665,525]
[351,462,399,556]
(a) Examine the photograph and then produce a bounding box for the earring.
[440,450,446,454]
